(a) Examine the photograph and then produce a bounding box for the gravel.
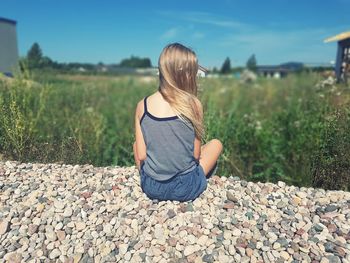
[0,160,350,262]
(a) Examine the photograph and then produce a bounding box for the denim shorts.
[140,163,208,202]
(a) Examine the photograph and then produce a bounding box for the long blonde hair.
[158,43,204,140]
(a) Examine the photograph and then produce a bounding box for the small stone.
[54,201,65,210]
[167,209,176,219]
[49,248,61,259]
[75,222,86,231]
[290,242,299,252]
[57,230,66,241]
[193,199,202,208]
[334,246,345,257]
[103,223,113,234]
[202,254,214,263]
[218,254,231,263]
[296,192,307,199]
[277,181,286,187]
[223,202,235,210]
[184,245,196,256]
[36,250,43,257]
[326,255,341,263]
[325,205,338,213]
[232,229,241,236]
[28,224,38,235]
[314,224,324,232]
[186,203,194,212]
[0,219,10,236]
[226,191,238,202]
[125,251,132,261]
[80,192,92,199]
[36,203,45,212]
[45,229,57,241]
[277,201,286,209]
[119,244,128,255]
[96,218,103,225]
[245,247,253,257]
[32,217,41,225]
[197,235,208,246]
[4,252,22,263]
[327,224,337,233]
[67,222,75,228]
[273,242,281,249]
[245,211,254,220]
[276,237,288,247]
[280,251,290,260]
[55,222,63,230]
[73,253,82,263]
[63,207,73,217]
[259,197,268,205]
[131,219,138,232]
[291,196,301,206]
[168,237,177,246]
[228,245,236,256]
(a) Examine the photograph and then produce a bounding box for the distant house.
[257,62,304,78]
[0,17,19,76]
[77,67,86,72]
[257,66,290,78]
[324,31,350,82]
[197,65,208,77]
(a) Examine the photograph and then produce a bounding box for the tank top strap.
[144,95,149,114]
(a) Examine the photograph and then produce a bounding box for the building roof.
[324,31,350,43]
[198,65,208,73]
[0,17,17,25]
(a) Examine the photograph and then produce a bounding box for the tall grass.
[0,72,349,190]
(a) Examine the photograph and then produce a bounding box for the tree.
[246,54,257,72]
[120,56,152,68]
[27,42,43,69]
[41,56,53,68]
[220,57,231,74]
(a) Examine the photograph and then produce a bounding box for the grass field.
[1,71,349,190]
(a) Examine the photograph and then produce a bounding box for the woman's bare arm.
[135,100,147,161]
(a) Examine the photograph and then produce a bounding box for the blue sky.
[2,0,349,68]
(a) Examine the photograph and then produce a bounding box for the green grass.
[1,71,349,190]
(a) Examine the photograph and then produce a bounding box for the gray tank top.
[140,95,198,181]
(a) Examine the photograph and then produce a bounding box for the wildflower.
[256,121,262,131]
[219,88,227,94]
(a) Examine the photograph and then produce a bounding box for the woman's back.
[134,42,222,202]
[140,92,198,181]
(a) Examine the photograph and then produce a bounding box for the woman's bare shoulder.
[135,92,158,118]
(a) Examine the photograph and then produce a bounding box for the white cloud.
[193,32,205,39]
[156,10,247,30]
[160,27,180,40]
[155,10,347,65]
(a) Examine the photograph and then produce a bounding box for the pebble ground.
[1,160,350,263]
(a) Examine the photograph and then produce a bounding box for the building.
[257,63,303,79]
[197,65,208,77]
[324,31,350,82]
[257,66,290,78]
[0,17,19,76]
